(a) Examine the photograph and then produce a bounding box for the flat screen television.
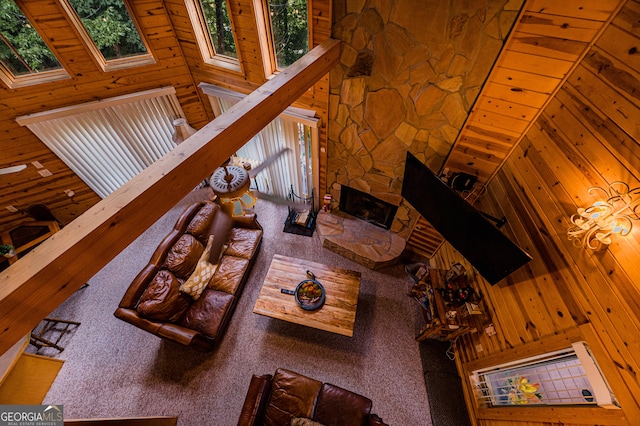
[401,151,532,285]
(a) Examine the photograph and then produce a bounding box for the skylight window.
[186,0,240,72]
[267,0,308,69]
[0,0,68,87]
[62,0,153,70]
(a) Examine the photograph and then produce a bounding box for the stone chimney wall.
[327,0,522,239]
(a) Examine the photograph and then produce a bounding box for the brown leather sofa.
[237,368,389,426]
[114,200,262,352]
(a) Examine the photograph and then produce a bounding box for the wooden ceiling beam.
[0,38,341,355]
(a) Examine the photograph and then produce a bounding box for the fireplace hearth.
[339,186,398,229]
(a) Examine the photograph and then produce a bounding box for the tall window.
[0,0,68,87]
[267,0,308,69]
[200,0,237,59]
[61,0,153,70]
[200,83,318,203]
[186,0,240,72]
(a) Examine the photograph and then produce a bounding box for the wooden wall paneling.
[579,324,640,425]
[544,97,637,186]
[557,83,640,178]
[466,109,530,134]
[596,21,640,73]
[517,12,605,42]
[479,80,551,109]
[614,0,640,34]
[472,96,541,121]
[496,50,574,79]
[519,123,640,340]
[0,0,212,232]
[500,172,590,330]
[505,33,588,62]
[457,124,520,156]
[486,179,576,339]
[582,48,640,109]
[405,217,444,258]
[525,0,622,22]
[309,0,332,197]
[227,0,268,85]
[569,65,640,140]
[489,67,562,95]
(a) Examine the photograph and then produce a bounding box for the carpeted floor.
[31,197,439,425]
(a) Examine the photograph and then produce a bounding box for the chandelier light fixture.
[567,181,640,250]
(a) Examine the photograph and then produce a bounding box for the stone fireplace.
[326,1,520,241]
[339,186,398,229]
[315,185,405,270]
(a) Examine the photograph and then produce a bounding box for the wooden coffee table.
[253,254,362,337]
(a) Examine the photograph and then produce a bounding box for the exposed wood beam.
[0,38,341,355]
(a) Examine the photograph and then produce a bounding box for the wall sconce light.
[568,181,640,249]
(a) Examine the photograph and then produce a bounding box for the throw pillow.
[291,418,325,426]
[179,235,219,300]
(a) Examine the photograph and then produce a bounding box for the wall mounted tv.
[401,151,532,285]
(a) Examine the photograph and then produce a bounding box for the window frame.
[255,0,311,77]
[185,0,242,73]
[0,1,70,88]
[464,326,627,424]
[58,0,155,72]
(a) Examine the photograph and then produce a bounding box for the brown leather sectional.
[114,200,262,351]
[237,368,389,426]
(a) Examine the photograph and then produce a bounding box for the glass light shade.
[172,118,197,144]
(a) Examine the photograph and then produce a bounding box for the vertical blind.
[16,87,183,198]
[205,85,318,202]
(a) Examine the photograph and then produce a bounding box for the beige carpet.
[0,353,64,403]
[33,197,432,425]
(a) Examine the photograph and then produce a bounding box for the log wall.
[430,1,640,424]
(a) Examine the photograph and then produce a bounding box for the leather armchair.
[238,368,388,426]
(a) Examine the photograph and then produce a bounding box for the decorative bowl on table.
[295,275,325,311]
[281,270,326,311]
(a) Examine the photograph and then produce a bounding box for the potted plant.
[0,244,15,258]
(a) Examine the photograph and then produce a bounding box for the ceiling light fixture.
[567,181,640,249]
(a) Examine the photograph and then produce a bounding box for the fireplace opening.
[339,186,398,229]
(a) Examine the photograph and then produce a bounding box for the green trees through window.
[0,0,62,75]
[67,0,147,60]
[200,0,237,59]
[268,0,308,68]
